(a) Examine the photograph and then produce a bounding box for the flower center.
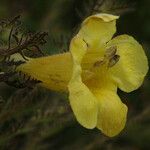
[93,46,120,69]
[82,46,120,89]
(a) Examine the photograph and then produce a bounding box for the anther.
[108,55,120,68]
[93,60,104,67]
[105,46,117,59]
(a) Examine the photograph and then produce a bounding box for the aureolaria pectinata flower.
[16,13,148,137]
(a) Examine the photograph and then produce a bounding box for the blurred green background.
[0,0,150,150]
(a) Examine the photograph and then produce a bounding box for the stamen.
[93,59,104,67]
[108,55,120,68]
[93,46,120,69]
[105,46,120,67]
[105,46,117,59]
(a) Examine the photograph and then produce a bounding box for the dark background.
[0,0,150,150]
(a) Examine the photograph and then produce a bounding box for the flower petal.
[92,89,128,137]
[107,35,149,92]
[17,53,73,91]
[79,13,119,49]
[68,35,98,129]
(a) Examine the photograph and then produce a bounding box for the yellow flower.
[17,13,149,137]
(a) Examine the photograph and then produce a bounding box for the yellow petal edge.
[68,35,98,129]
[107,35,149,92]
